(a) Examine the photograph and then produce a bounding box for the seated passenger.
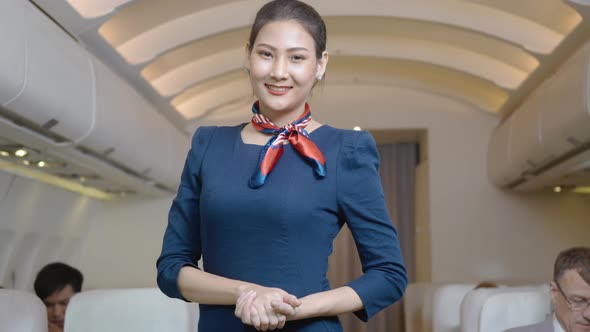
[505,247,590,332]
[33,262,83,332]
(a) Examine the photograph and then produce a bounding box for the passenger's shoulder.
[503,319,552,332]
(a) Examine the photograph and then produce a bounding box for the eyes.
[570,297,588,305]
[257,50,307,62]
[44,300,69,308]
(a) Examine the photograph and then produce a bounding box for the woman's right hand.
[234,285,300,330]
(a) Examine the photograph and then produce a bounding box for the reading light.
[553,186,563,193]
[22,160,30,166]
[37,161,46,168]
[0,150,9,157]
[353,126,362,131]
[15,149,28,157]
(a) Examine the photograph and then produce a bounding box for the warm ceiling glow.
[553,186,563,193]
[149,39,531,100]
[0,150,9,157]
[15,149,28,157]
[148,48,244,97]
[22,160,30,166]
[0,159,112,200]
[66,0,132,19]
[107,0,563,66]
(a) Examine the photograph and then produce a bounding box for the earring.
[316,74,323,81]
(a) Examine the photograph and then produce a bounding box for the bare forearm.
[177,266,253,305]
[291,286,363,320]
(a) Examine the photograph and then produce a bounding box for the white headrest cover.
[64,288,199,332]
[0,289,48,332]
[479,286,550,332]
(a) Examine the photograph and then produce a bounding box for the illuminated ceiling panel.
[100,0,565,65]
[32,0,590,127]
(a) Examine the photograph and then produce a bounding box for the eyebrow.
[255,43,310,53]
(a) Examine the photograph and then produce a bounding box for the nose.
[51,304,66,319]
[270,56,288,80]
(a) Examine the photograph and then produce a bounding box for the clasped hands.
[234,285,301,331]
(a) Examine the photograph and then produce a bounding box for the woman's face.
[247,19,327,116]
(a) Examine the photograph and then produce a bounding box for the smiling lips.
[265,84,292,96]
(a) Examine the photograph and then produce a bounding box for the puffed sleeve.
[337,130,408,321]
[156,126,215,300]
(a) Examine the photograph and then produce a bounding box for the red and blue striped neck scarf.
[249,100,326,188]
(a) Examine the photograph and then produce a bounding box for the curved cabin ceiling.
[32,0,590,133]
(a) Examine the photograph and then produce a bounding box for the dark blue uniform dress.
[157,124,407,332]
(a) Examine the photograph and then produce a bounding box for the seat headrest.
[430,284,476,332]
[479,286,550,332]
[64,288,199,332]
[460,284,550,332]
[0,289,48,332]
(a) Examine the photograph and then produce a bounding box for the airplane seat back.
[478,285,550,332]
[0,289,48,332]
[64,288,199,332]
[460,287,502,332]
[403,282,430,332]
[430,283,476,332]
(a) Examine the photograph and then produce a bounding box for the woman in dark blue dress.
[156,1,407,331]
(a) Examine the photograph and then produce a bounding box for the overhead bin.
[79,58,171,186]
[487,117,514,186]
[539,42,590,157]
[0,0,189,195]
[488,40,590,190]
[0,0,26,106]
[509,94,546,175]
[2,0,94,142]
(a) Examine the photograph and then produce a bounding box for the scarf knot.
[249,101,326,188]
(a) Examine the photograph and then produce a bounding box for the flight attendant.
[157,1,407,330]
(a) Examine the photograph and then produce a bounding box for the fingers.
[234,290,251,317]
[254,303,269,331]
[271,300,296,316]
[250,306,261,329]
[282,293,301,307]
[265,303,280,331]
[239,286,298,330]
[235,291,256,325]
[277,313,286,329]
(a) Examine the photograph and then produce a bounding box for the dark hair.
[34,262,83,300]
[474,281,498,289]
[248,0,327,59]
[553,247,590,284]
